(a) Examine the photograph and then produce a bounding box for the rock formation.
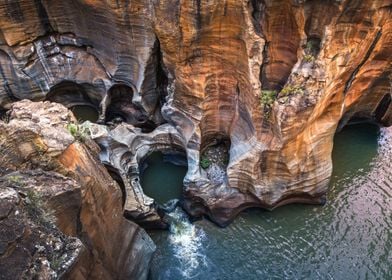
[0,170,84,279]
[0,101,155,279]
[0,0,391,229]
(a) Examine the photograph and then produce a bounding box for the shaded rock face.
[0,1,391,227]
[0,101,155,279]
[0,171,84,280]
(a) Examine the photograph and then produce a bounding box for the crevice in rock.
[33,0,54,33]
[303,0,338,43]
[0,50,18,104]
[304,36,321,57]
[257,1,301,91]
[344,29,382,95]
[0,109,7,121]
[260,41,274,90]
[156,38,169,109]
[195,0,202,31]
[250,0,266,36]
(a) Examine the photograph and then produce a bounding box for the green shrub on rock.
[66,123,90,142]
[303,54,315,63]
[259,90,278,107]
[280,85,304,97]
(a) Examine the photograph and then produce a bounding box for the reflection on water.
[149,124,392,280]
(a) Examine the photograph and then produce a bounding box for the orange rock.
[0,100,154,279]
[0,0,391,227]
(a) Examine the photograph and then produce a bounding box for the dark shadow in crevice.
[105,84,134,123]
[249,0,265,36]
[304,36,321,57]
[0,109,8,122]
[156,38,169,107]
[105,84,156,132]
[46,81,100,122]
[259,42,279,91]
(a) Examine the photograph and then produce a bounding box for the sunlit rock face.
[0,0,391,227]
[0,101,155,279]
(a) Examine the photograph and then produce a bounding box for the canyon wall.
[0,0,391,229]
[0,101,155,279]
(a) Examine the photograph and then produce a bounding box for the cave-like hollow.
[105,84,134,123]
[200,134,231,174]
[105,84,156,132]
[46,81,100,123]
[140,151,188,206]
[332,120,380,179]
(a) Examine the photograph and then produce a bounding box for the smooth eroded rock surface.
[0,1,391,227]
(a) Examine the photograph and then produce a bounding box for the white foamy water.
[378,126,392,153]
[167,207,207,279]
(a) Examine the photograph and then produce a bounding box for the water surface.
[148,124,392,280]
[141,152,187,205]
[70,105,98,123]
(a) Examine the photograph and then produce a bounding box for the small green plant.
[200,156,211,169]
[280,85,304,97]
[66,123,89,142]
[303,54,315,63]
[259,90,277,107]
[67,123,78,136]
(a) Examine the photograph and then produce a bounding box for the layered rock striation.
[0,0,391,228]
[0,101,155,279]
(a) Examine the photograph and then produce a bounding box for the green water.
[147,123,392,280]
[70,105,98,123]
[141,152,188,205]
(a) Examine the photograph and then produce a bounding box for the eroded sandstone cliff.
[0,0,391,228]
[0,101,155,279]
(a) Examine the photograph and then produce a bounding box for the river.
[146,123,392,280]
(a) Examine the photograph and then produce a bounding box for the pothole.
[140,152,187,205]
